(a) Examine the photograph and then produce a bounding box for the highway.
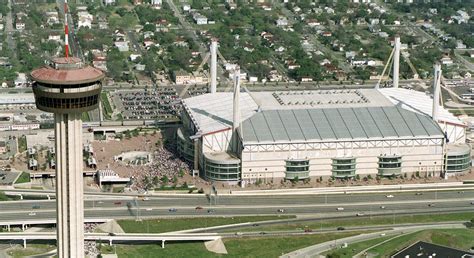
[0,189,473,224]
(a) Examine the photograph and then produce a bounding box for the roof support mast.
[432,62,442,121]
[393,35,401,88]
[64,0,69,58]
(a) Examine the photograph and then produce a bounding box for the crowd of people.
[84,223,100,257]
[127,146,191,192]
[113,87,182,120]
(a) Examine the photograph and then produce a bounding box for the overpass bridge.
[0,232,221,248]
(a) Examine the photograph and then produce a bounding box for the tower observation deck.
[30,57,104,258]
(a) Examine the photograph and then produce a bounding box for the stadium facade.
[177,86,470,185]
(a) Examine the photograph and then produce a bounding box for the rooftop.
[30,58,105,85]
[241,106,443,144]
[252,89,393,110]
[182,88,462,143]
[380,88,464,127]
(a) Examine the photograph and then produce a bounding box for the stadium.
[177,47,470,185]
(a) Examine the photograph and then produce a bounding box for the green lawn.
[101,92,113,119]
[14,172,30,184]
[0,191,8,201]
[233,212,474,233]
[6,244,56,258]
[112,186,125,193]
[324,235,399,258]
[18,135,27,153]
[367,229,474,257]
[117,216,295,234]
[108,232,361,258]
[81,112,91,122]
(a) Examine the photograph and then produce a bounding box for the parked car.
[114,201,122,205]
[337,207,344,211]
[304,228,313,232]
[277,209,285,213]
[337,227,345,231]
[168,208,177,212]
[195,206,203,210]
[32,205,40,209]
[386,195,394,198]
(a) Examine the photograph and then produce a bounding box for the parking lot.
[111,88,182,120]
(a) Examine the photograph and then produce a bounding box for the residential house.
[93,55,107,71]
[45,11,60,25]
[78,11,93,29]
[306,19,321,27]
[129,54,142,62]
[276,17,288,27]
[15,17,25,30]
[440,56,453,65]
[135,64,146,71]
[174,70,192,85]
[151,0,162,9]
[114,41,129,52]
[48,33,62,42]
[193,13,207,25]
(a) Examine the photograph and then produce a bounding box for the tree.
[0,67,17,83]
[107,47,128,80]
[161,175,169,184]
[152,176,159,186]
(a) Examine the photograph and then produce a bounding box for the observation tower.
[30,59,104,257]
[31,56,104,257]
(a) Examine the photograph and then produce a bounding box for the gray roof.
[241,106,444,144]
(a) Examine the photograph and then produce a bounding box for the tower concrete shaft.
[55,112,84,258]
[210,40,218,94]
[393,36,401,88]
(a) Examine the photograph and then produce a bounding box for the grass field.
[324,235,394,258]
[6,244,55,258]
[0,191,8,201]
[368,228,474,257]
[101,92,113,119]
[117,216,295,234]
[81,112,91,122]
[233,212,474,233]
[17,135,27,153]
[325,228,474,258]
[14,172,30,184]
[105,231,361,258]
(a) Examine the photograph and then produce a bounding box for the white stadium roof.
[182,92,258,136]
[182,88,464,141]
[379,88,464,127]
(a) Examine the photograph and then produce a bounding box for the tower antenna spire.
[64,0,69,58]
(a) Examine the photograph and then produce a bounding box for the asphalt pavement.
[0,189,473,223]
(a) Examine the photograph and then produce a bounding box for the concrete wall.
[240,138,444,183]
